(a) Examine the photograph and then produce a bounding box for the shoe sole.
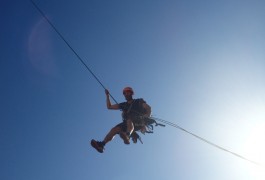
[91,139,103,153]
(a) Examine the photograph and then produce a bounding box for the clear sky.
[1,0,265,180]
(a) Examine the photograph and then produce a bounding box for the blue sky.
[1,0,265,180]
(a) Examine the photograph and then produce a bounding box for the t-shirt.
[119,98,147,118]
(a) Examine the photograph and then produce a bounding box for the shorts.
[116,116,146,132]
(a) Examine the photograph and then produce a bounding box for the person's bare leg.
[126,119,134,135]
[103,126,121,144]
[118,119,134,144]
[91,126,123,153]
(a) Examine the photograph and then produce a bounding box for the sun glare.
[243,123,265,180]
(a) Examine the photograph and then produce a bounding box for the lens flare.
[28,17,57,76]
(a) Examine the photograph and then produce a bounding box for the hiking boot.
[119,132,130,144]
[91,139,104,153]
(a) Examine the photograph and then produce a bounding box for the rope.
[30,0,264,168]
[30,0,118,104]
[152,117,264,167]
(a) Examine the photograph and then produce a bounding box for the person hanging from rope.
[91,87,152,153]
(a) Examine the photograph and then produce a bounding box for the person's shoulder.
[134,98,144,101]
[135,98,146,103]
[119,101,127,105]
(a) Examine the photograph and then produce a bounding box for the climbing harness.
[120,98,165,143]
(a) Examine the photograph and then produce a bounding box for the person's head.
[123,87,134,101]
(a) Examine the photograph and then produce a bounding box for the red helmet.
[123,87,134,95]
